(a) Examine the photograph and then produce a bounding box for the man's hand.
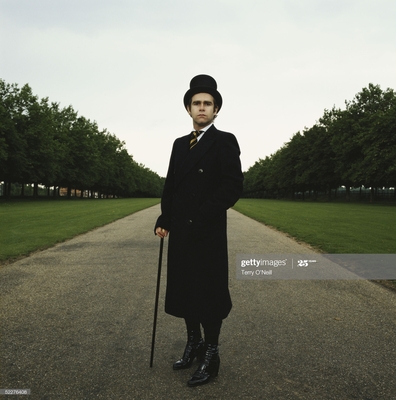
[155,227,169,238]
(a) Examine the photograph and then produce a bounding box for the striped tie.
[189,130,203,150]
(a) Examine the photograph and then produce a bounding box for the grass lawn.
[233,199,396,254]
[0,198,160,262]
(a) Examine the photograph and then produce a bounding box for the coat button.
[198,169,203,173]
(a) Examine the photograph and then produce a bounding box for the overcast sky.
[1,0,395,177]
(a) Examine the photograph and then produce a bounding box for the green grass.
[2,196,395,257]
[233,199,396,254]
[0,198,160,262]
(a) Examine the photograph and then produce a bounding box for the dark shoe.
[187,344,220,387]
[173,337,204,370]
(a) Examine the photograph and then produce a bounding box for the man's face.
[188,93,218,129]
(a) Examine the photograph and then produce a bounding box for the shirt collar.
[194,123,213,141]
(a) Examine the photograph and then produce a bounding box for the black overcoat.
[155,125,243,321]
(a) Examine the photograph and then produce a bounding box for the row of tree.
[0,79,164,198]
[243,84,396,201]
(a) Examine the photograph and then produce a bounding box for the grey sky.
[1,0,395,177]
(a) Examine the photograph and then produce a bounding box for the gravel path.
[1,205,395,399]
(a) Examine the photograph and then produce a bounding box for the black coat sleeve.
[154,140,177,233]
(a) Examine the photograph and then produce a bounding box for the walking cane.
[150,237,164,368]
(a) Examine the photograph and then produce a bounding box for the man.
[155,74,243,387]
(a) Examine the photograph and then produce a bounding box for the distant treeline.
[243,83,396,201]
[0,79,164,198]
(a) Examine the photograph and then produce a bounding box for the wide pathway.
[1,205,395,399]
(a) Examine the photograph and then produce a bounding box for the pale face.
[187,93,218,130]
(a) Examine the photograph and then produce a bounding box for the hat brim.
[183,87,222,111]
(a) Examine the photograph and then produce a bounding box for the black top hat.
[183,74,223,112]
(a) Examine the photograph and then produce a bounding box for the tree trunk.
[370,187,375,203]
[33,183,39,198]
[3,181,8,198]
[345,186,350,201]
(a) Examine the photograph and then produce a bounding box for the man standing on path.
[155,74,244,387]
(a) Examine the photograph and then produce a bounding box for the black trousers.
[185,317,222,345]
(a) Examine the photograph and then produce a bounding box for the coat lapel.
[175,125,217,187]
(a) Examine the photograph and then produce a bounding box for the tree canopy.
[0,79,163,198]
[243,84,396,201]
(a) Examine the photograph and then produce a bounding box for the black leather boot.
[187,344,220,387]
[173,337,204,370]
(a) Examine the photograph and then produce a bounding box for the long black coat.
[155,125,243,321]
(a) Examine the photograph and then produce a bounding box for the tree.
[348,84,396,198]
[302,124,340,199]
[0,81,30,196]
